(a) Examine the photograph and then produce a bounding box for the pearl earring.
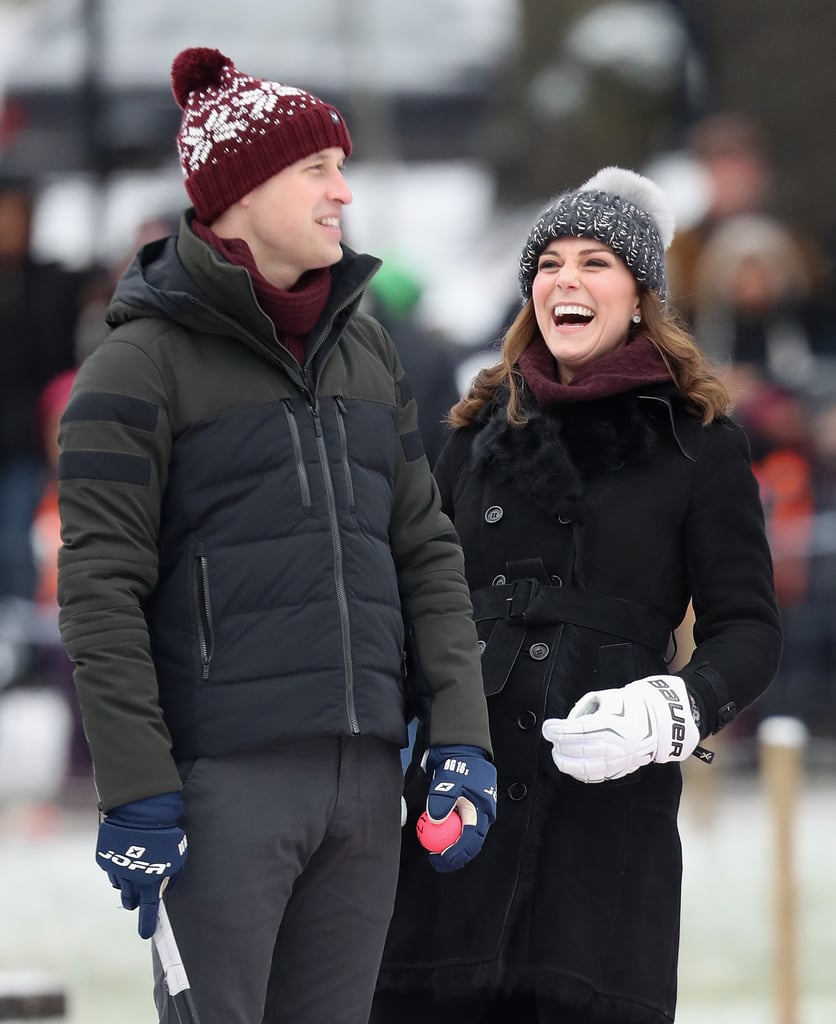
[631,313,642,324]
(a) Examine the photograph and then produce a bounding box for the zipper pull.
[311,404,323,437]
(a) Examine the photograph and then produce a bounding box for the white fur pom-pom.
[579,166,676,249]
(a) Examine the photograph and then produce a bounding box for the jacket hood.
[106,210,380,347]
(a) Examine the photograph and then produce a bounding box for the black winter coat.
[377,384,781,1024]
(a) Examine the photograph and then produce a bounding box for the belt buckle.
[505,578,538,621]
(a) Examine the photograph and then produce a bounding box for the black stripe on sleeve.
[400,429,425,463]
[58,450,152,486]
[62,392,160,432]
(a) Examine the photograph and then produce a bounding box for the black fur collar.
[471,388,658,522]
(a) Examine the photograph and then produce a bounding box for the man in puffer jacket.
[57,47,495,1024]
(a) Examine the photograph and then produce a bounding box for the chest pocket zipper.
[282,399,312,508]
[194,554,214,681]
[335,396,356,511]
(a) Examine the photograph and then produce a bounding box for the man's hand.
[96,792,188,939]
[423,745,497,873]
[541,675,700,783]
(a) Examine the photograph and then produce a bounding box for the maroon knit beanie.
[171,47,352,224]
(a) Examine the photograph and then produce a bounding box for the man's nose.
[330,171,353,205]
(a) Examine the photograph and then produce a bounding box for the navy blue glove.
[424,745,497,873]
[96,792,188,939]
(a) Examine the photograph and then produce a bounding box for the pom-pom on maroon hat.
[171,47,352,224]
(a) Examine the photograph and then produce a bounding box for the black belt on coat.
[471,579,673,655]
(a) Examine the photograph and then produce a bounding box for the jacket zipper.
[304,283,369,735]
[211,280,370,731]
[282,399,312,508]
[310,399,359,734]
[334,396,356,511]
[305,278,370,383]
[194,554,214,681]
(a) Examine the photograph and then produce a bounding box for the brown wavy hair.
[449,289,732,428]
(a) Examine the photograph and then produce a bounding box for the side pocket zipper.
[335,396,356,511]
[282,399,312,508]
[194,554,214,681]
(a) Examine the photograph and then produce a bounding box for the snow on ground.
[1,768,834,1023]
[676,769,836,1022]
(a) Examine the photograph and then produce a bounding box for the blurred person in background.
[33,370,78,609]
[73,212,181,364]
[0,368,80,837]
[687,205,836,742]
[373,167,781,1024]
[56,47,494,1024]
[735,383,836,743]
[801,393,836,737]
[691,213,835,393]
[731,380,816,736]
[32,368,91,786]
[0,174,82,601]
[666,112,826,328]
[365,258,462,467]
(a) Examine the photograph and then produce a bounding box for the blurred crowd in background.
[1,0,836,828]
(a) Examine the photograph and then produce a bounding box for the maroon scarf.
[192,221,330,364]
[517,334,673,412]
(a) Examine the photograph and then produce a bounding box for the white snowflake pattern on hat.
[232,84,313,120]
[179,107,251,172]
[179,79,324,173]
[171,46,351,221]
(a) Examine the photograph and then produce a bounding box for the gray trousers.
[153,735,404,1024]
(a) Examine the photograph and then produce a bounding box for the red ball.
[416,810,464,853]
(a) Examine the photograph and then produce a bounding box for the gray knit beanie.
[518,166,676,300]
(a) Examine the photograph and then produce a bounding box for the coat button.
[529,643,550,661]
[477,639,486,655]
[550,575,563,587]
[558,515,571,525]
[517,710,537,730]
[507,782,528,801]
[484,505,504,524]
[491,573,506,585]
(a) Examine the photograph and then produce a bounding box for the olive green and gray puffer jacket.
[57,215,490,811]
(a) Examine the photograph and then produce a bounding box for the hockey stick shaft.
[152,898,201,1024]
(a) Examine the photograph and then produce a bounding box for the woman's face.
[531,236,641,382]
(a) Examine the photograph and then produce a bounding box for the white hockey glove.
[541,674,700,783]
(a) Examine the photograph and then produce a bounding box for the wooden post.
[758,716,808,1024]
[0,971,66,1020]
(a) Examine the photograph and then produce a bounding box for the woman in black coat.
[372,167,782,1024]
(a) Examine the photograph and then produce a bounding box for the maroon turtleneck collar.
[517,334,673,412]
[192,220,331,364]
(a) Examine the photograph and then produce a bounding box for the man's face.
[231,147,352,289]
